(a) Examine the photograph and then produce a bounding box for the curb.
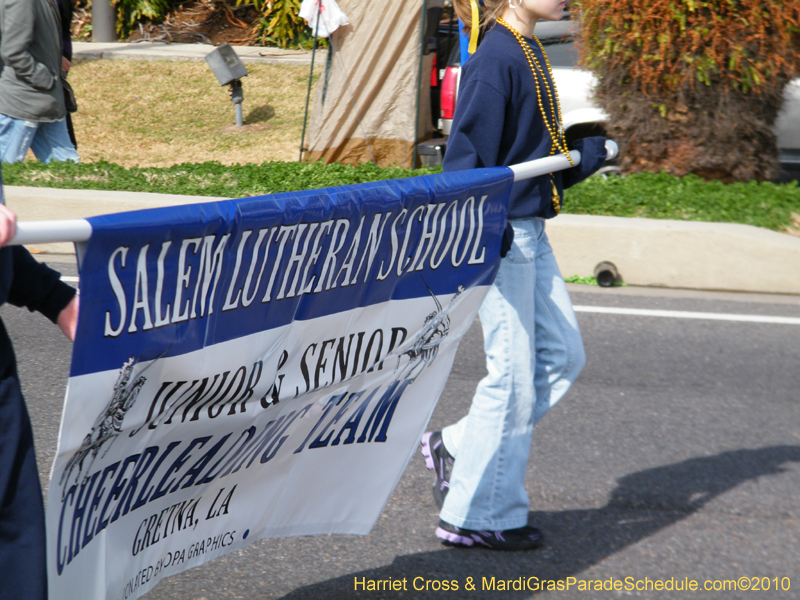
[7,186,800,295]
[72,41,323,66]
[546,214,800,296]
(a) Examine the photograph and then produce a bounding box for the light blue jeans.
[0,114,79,164]
[440,217,585,531]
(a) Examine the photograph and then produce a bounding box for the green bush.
[115,0,172,37]
[239,0,319,48]
[83,0,319,48]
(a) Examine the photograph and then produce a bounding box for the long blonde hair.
[452,0,506,33]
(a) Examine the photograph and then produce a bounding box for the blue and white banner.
[46,168,512,600]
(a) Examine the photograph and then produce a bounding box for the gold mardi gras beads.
[497,17,572,214]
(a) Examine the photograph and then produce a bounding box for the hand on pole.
[0,204,18,248]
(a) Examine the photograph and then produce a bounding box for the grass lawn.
[69,59,318,167]
[6,58,797,237]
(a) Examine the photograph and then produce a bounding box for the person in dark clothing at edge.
[0,165,79,599]
[57,0,77,149]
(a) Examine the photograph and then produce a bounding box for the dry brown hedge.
[575,0,800,181]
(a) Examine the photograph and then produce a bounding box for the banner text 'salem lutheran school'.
[46,169,513,600]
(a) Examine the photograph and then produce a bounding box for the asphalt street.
[6,257,800,600]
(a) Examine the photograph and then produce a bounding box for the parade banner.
[46,168,513,600]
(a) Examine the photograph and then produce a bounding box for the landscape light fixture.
[205,44,249,127]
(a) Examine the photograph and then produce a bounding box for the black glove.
[500,222,514,258]
[562,136,608,189]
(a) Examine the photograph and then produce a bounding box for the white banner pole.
[10,219,92,246]
[509,140,619,181]
[8,141,617,247]
[510,150,583,181]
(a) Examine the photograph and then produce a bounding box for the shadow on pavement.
[279,445,800,599]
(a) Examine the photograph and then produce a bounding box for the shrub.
[238,0,318,48]
[83,0,318,48]
[115,0,173,37]
[575,1,800,181]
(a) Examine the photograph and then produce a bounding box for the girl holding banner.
[421,0,608,550]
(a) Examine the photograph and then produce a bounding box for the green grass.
[564,275,627,286]
[4,162,799,234]
[562,171,800,233]
[1,160,442,198]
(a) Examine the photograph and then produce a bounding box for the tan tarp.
[304,0,434,168]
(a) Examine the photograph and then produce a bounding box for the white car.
[435,19,800,181]
[776,79,800,180]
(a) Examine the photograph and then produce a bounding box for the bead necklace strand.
[497,17,573,213]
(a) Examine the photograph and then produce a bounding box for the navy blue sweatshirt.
[443,24,606,219]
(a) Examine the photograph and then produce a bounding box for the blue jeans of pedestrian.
[0,114,79,164]
[440,217,585,531]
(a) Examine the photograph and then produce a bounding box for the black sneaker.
[435,519,544,551]
[421,431,454,509]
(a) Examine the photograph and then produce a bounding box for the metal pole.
[230,79,244,127]
[413,0,428,170]
[444,3,454,73]
[299,0,324,162]
[92,0,117,43]
[7,142,617,247]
